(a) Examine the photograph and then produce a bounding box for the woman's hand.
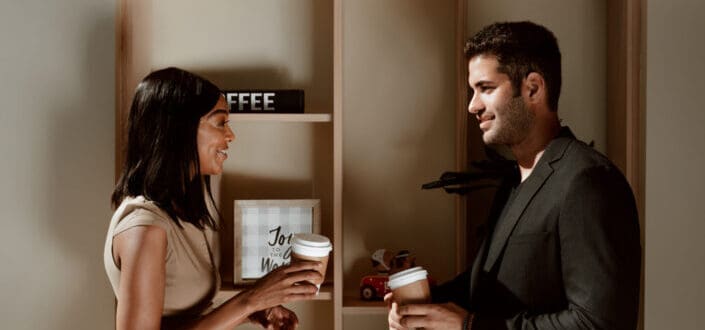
[249,305,299,330]
[241,261,322,313]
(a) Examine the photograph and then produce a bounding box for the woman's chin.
[201,165,223,176]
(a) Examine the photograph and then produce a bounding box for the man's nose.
[468,93,483,115]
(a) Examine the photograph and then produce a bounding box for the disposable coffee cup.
[290,233,332,293]
[388,266,431,305]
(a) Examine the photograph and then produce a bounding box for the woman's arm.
[193,261,322,329]
[113,225,167,330]
[114,226,322,330]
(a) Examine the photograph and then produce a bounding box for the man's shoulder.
[543,137,633,198]
[558,138,618,173]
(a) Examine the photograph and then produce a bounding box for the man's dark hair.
[465,21,562,111]
[112,67,222,229]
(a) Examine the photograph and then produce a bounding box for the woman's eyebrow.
[206,109,229,119]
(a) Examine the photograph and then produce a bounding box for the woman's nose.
[225,126,235,142]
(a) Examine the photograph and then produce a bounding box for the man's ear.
[523,72,546,105]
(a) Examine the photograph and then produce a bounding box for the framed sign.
[233,199,321,284]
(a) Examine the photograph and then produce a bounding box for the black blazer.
[434,127,641,329]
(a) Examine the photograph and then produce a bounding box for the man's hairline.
[467,52,557,111]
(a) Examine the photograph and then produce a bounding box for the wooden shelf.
[229,113,332,122]
[342,295,387,315]
[213,283,333,307]
[204,283,334,314]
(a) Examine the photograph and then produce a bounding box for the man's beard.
[483,96,534,146]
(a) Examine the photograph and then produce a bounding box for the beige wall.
[644,0,705,328]
[0,0,116,329]
[341,0,459,327]
[341,0,458,283]
[467,0,607,152]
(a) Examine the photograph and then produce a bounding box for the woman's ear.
[523,72,546,105]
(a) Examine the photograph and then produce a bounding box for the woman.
[104,67,321,329]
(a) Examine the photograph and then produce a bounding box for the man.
[387,21,641,329]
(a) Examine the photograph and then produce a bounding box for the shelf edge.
[229,113,332,122]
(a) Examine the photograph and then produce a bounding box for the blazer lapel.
[480,127,576,272]
[469,235,489,303]
[481,161,554,272]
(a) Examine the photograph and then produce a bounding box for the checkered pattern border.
[241,206,313,278]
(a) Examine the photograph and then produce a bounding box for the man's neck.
[510,118,561,182]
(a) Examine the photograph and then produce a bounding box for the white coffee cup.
[388,266,431,305]
[290,233,332,292]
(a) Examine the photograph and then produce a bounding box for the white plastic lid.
[291,233,332,257]
[387,266,428,290]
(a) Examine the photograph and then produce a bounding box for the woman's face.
[197,95,235,175]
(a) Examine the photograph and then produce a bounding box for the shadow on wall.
[45,11,115,329]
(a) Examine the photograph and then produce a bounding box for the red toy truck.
[359,249,417,301]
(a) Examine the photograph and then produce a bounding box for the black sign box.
[224,90,304,113]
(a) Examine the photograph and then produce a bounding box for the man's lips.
[478,115,494,130]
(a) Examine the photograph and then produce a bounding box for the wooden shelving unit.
[116,1,466,329]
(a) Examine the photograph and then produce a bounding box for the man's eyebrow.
[473,80,494,88]
[206,109,229,118]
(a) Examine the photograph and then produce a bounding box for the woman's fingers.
[283,282,319,295]
[245,263,323,310]
[259,265,322,287]
[283,260,321,273]
[283,269,323,286]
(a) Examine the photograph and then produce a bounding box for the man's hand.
[385,292,405,330]
[385,292,469,330]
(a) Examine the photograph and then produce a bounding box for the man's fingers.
[388,317,405,330]
[400,315,427,329]
[397,304,433,316]
[384,292,394,303]
[388,321,406,330]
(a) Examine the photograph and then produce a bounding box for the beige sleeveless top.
[104,196,220,317]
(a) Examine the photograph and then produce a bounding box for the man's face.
[467,55,534,146]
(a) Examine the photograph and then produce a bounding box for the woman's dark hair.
[465,21,562,112]
[112,67,222,229]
